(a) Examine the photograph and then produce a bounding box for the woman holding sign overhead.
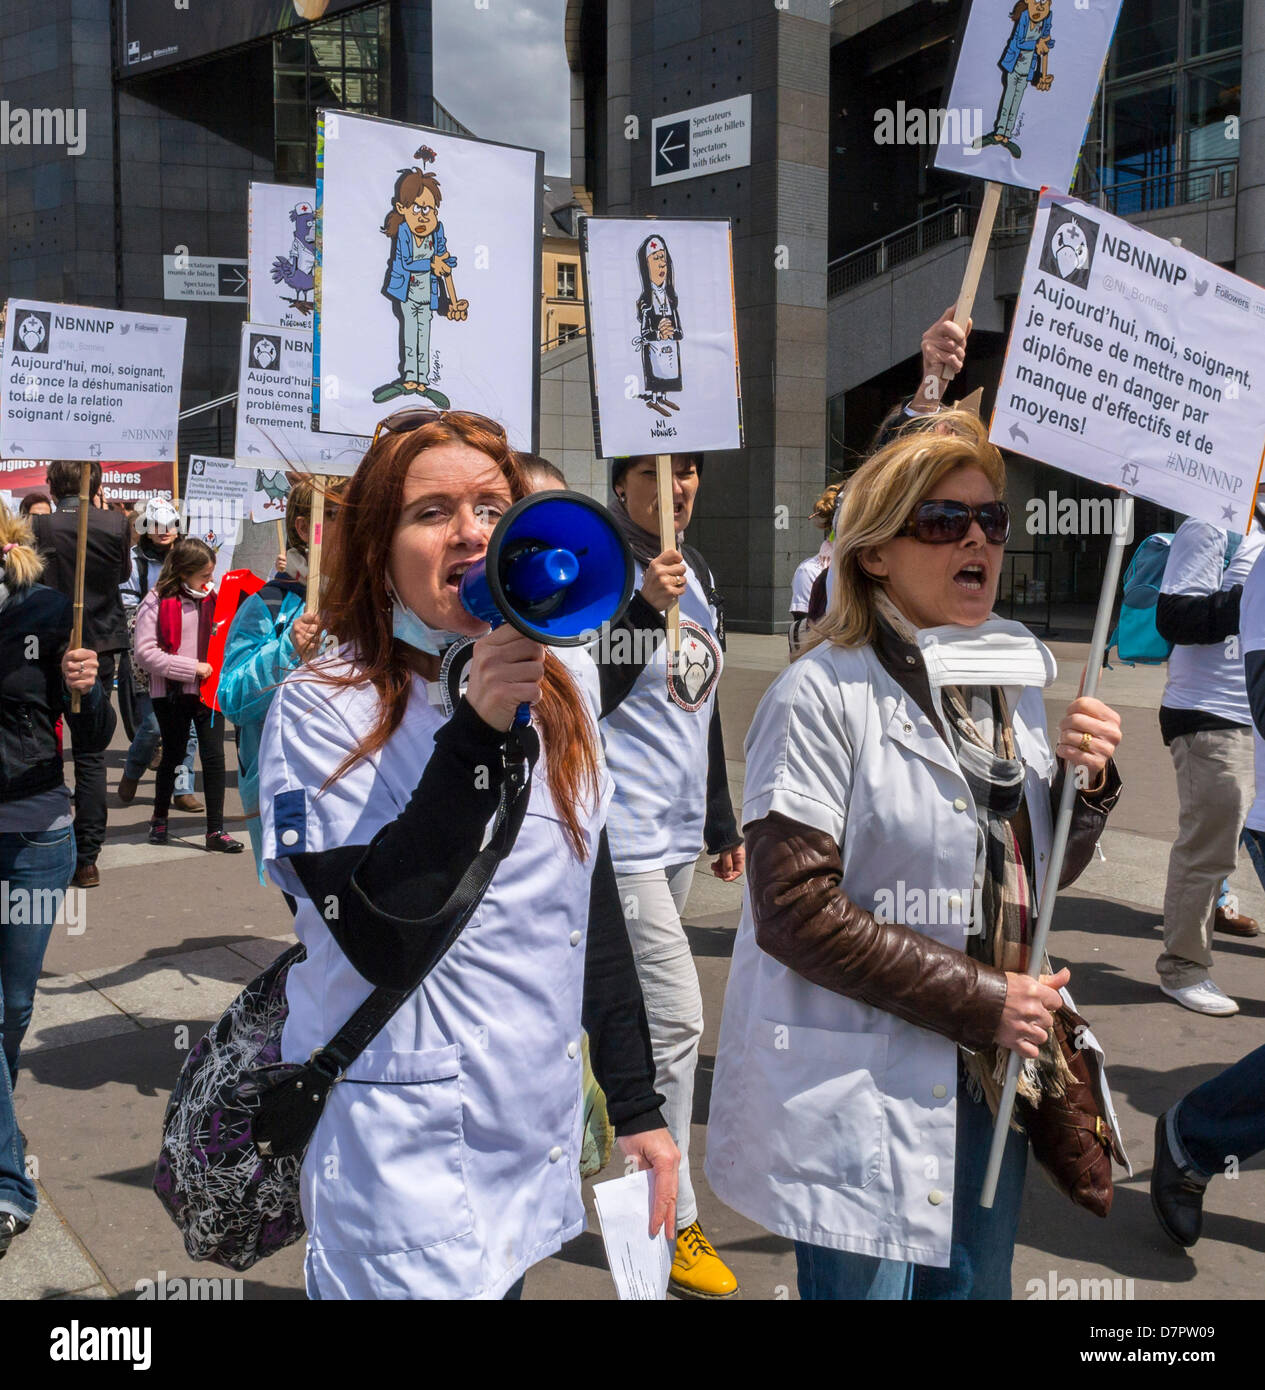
[706,412,1127,1300]
[597,451,743,1299]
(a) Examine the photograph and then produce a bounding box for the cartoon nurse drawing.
[374,148,469,407]
[632,234,682,416]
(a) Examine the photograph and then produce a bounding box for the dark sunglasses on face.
[371,406,507,449]
[899,499,1011,545]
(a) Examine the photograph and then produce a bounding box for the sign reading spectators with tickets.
[234,322,370,476]
[0,299,185,463]
[249,181,318,329]
[935,0,1123,194]
[992,192,1265,532]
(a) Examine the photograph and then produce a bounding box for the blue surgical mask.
[388,580,461,657]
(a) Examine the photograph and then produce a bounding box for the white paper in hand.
[592,1169,672,1300]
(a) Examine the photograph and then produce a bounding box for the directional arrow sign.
[163,255,249,303]
[654,120,689,179]
[651,96,751,187]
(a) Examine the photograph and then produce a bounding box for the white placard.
[234,323,371,476]
[1,299,185,463]
[248,182,318,328]
[183,456,251,583]
[248,467,291,523]
[313,112,541,447]
[650,95,752,187]
[581,217,743,458]
[162,256,248,303]
[591,1170,672,1301]
[934,0,1122,194]
[991,192,1265,532]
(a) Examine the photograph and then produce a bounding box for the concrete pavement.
[2,634,1262,1300]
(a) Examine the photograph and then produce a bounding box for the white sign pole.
[979,493,1134,1208]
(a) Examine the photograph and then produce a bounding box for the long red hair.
[316,412,600,859]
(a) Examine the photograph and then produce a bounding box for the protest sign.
[248,181,318,329]
[249,467,291,523]
[0,299,185,463]
[183,455,251,583]
[312,112,541,447]
[934,0,1123,194]
[235,323,370,475]
[991,192,1265,533]
[0,457,174,505]
[580,217,743,458]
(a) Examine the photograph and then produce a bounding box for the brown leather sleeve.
[1054,758,1122,890]
[745,811,1008,1051]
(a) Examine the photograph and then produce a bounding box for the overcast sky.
[432,0,572,174]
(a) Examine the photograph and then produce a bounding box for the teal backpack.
[1109,530,1241,666]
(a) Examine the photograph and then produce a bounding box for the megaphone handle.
[514,701,532,727]
[656,455,680,659]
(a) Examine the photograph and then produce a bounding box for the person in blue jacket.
[218,479,343,892]
[374,161,468,408]
[977,0,1054,159]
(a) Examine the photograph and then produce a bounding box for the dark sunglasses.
[899,499,1011,545]
[371,406,507,448]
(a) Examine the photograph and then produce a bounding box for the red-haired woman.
[258,408,677,1299]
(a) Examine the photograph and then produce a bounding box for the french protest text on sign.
[234,323,370,476]
[0,299,185,463]
[991,193,1265,533]
[183,455,251,583]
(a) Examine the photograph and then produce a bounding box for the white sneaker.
[1160,979,1240,1016]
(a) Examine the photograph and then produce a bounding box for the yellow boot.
[670,1221,739,1299]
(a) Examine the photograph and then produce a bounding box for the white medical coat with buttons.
[705,639,1067,1268]
[260,658,611,1299]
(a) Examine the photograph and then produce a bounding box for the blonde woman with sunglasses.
[705,412,1125,1300]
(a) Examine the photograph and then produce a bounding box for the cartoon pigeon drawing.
[255,470,290,508]
[270,201,317,315]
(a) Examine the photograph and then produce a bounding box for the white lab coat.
[705,637,1124,1267]
[259,654,611,1299]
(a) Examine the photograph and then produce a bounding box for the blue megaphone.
[459,490,634,721]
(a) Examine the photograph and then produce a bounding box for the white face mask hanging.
[386,577,462,657]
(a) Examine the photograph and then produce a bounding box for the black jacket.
[32,501,132,652]
[0,584,115,804]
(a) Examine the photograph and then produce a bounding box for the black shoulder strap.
[252,726,541,1156]
[681,543,725,651]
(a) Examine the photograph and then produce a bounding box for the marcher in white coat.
[259,408,678,1299]
[705,412,1124,1299]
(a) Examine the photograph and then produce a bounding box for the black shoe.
[0,1211,31,1261]
[1150,1112,1208,1248]
[148,819,169,846]
[205,831,244,854]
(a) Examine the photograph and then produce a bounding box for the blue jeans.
[1169,1043,1265,1181]
[123,692,197,793]
[0,826,76,1221]
[1241,828,1265,895]
[795,1070,1029,1300]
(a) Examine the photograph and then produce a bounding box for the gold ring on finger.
[1079,731,1093,753]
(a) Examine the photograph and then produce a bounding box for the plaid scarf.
[875,594,1072,1114]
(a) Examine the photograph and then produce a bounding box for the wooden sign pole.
[275,518,286,570]
[69,460,91,713]
[304,475,326,616]
[655,454,679,656]
[937,180,1003,395]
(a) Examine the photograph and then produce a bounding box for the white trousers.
[617,861,701,1232]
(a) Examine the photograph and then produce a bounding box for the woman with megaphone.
[597,451,744,1299]
[256,408,677,1300]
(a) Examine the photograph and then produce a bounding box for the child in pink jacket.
[133,537,242,853]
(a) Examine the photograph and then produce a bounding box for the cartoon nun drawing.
[633,234,682,416]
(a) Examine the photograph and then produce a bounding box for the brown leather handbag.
[1020,1005,1127,1218]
